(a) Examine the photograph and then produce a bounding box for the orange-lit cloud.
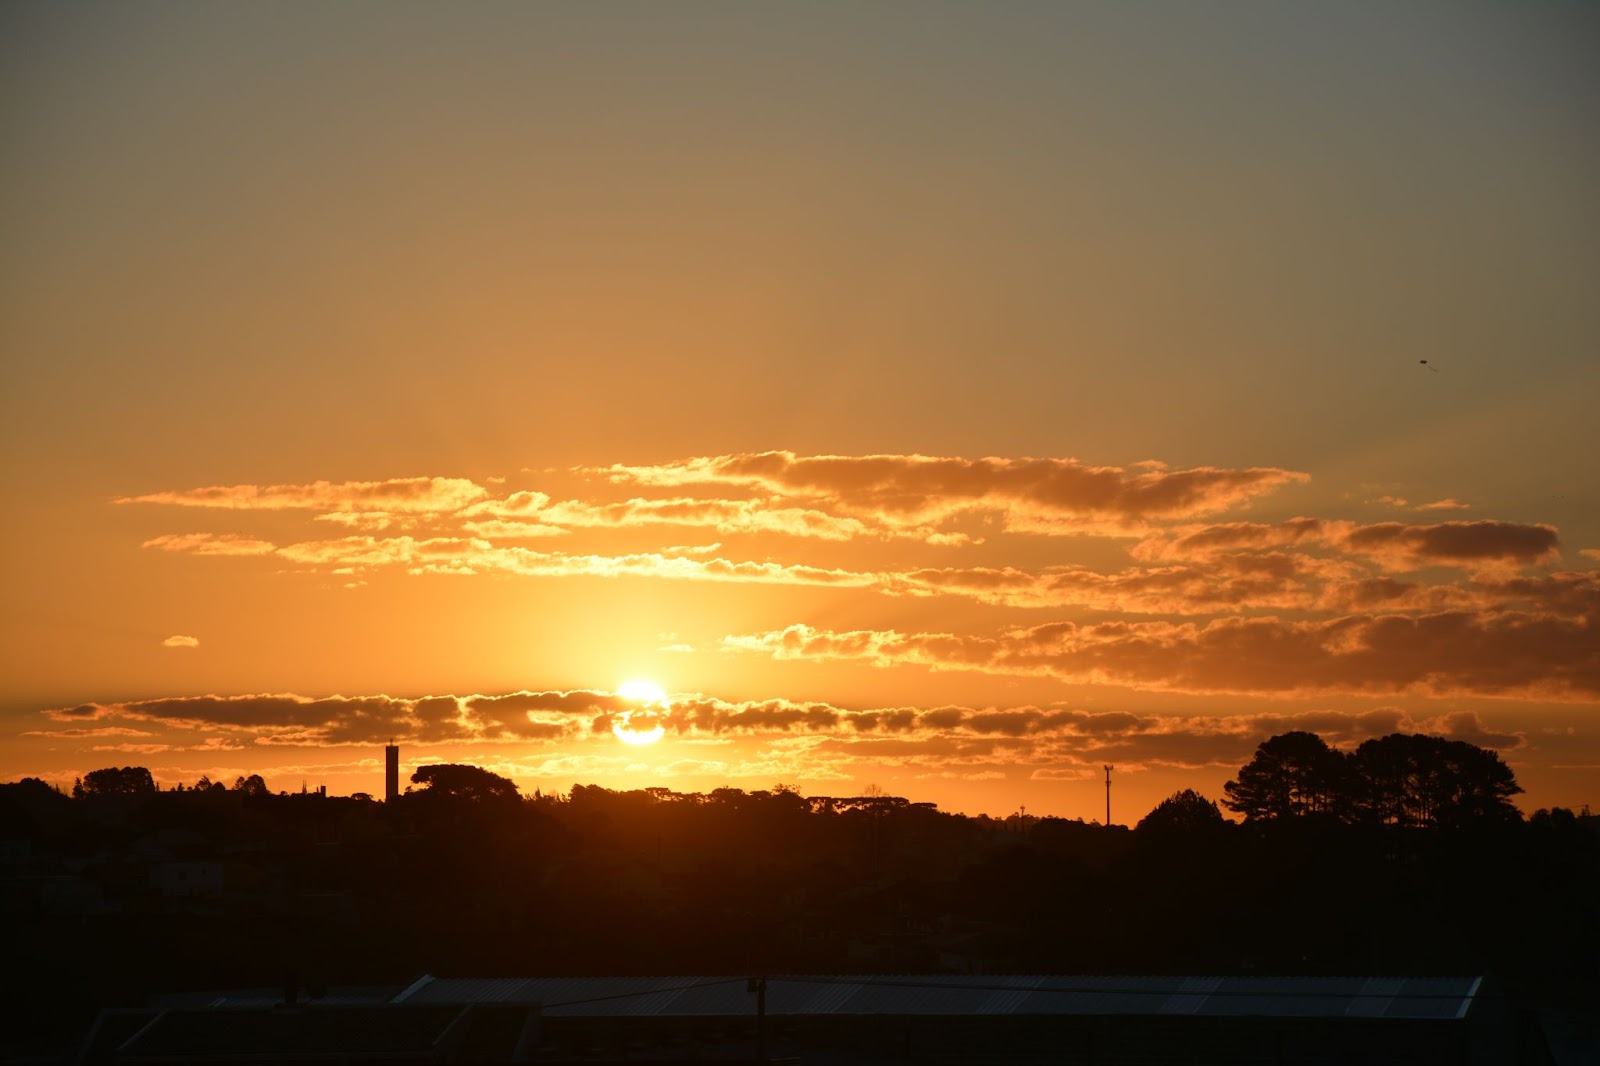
[118,476,490,513]
[143,533,278,556]
[724,609,1600,701]
[31,689,1526,788]
[43,691,590,747]
[23,726,155,738]
[594,452,1308,528]
[1134,519,1560,571]
[144,534,879,588]
[147,530,1554,618]
[1341,520,1560,571]
[313,512,422,532]
[456,520,570,539]
[162,635,200,648]
[470,494,909,542]
[888,552,1353,613]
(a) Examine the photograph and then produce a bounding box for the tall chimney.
[385,742,399,803]
[1104,764,1113,826]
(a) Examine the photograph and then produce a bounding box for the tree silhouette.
[409,763,519,802]
[1137,789,1225,835]
[1222,732,1345,821]
[76,766,157,796]
[1351,733,1521,828]
[232,774,269,796]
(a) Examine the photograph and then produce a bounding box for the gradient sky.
[3,2,1597,822]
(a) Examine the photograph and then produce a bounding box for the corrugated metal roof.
[120,1005,467,1058]
[148,985,405,1010]
[404,974,1481,1021]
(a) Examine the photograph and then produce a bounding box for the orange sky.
[3,4,1597,822]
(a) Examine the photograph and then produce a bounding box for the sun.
[616,679,666,704]
[612,679,667,746]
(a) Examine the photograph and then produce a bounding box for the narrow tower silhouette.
[385,742,399,804]
[1104,764,1113,826]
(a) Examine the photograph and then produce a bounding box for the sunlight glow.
[612,714,666,746]
[613,679,668,745]
[616,679,666,704]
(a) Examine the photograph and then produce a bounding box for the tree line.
[70,766,270,798]
[53,728,1530,831]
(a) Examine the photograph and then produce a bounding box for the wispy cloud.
[23,726,155,738]
[469,494,917,542]
[593,452,1308,530]
[723,609,1600,701]
[145,534,881,589]
[118,477,490,513]
[144,533,278,557]
[147,529,1584,618]
[1133,519,1560,571]
[887,552,1352,613]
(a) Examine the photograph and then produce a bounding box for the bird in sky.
[1420,360,1440,372]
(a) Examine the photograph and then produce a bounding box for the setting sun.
[612,715,666,746]
[612,680,668,745]
[616,680,666,704]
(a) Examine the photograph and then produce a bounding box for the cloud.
[890,552,1352,613]
[458,520,570,539]
[152,530,1535,618]
[1131,519,1329,560]
[152,534,882,589]
[1341,520,1560,571]
[23,727,154,738]
[143,533,278,556]
[1413,710,1525,750]
[119,458,1570,635]
[41,691,584,747]
[1372,496,1471,513]
[1135,519,1560,571]
[1315,577,1476,613]
[117,477,490,513]
[42,704,117,721]
[1473,570,1600,615]
[1030,767,1102,781]
[472,495,895,542]
[313,512,419,532]
[28,688,1533,797]
[162,635,200,649]
[593,452,1308,529]
[723,609,1600,701]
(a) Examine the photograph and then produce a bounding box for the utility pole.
[1104,765,1113,826]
